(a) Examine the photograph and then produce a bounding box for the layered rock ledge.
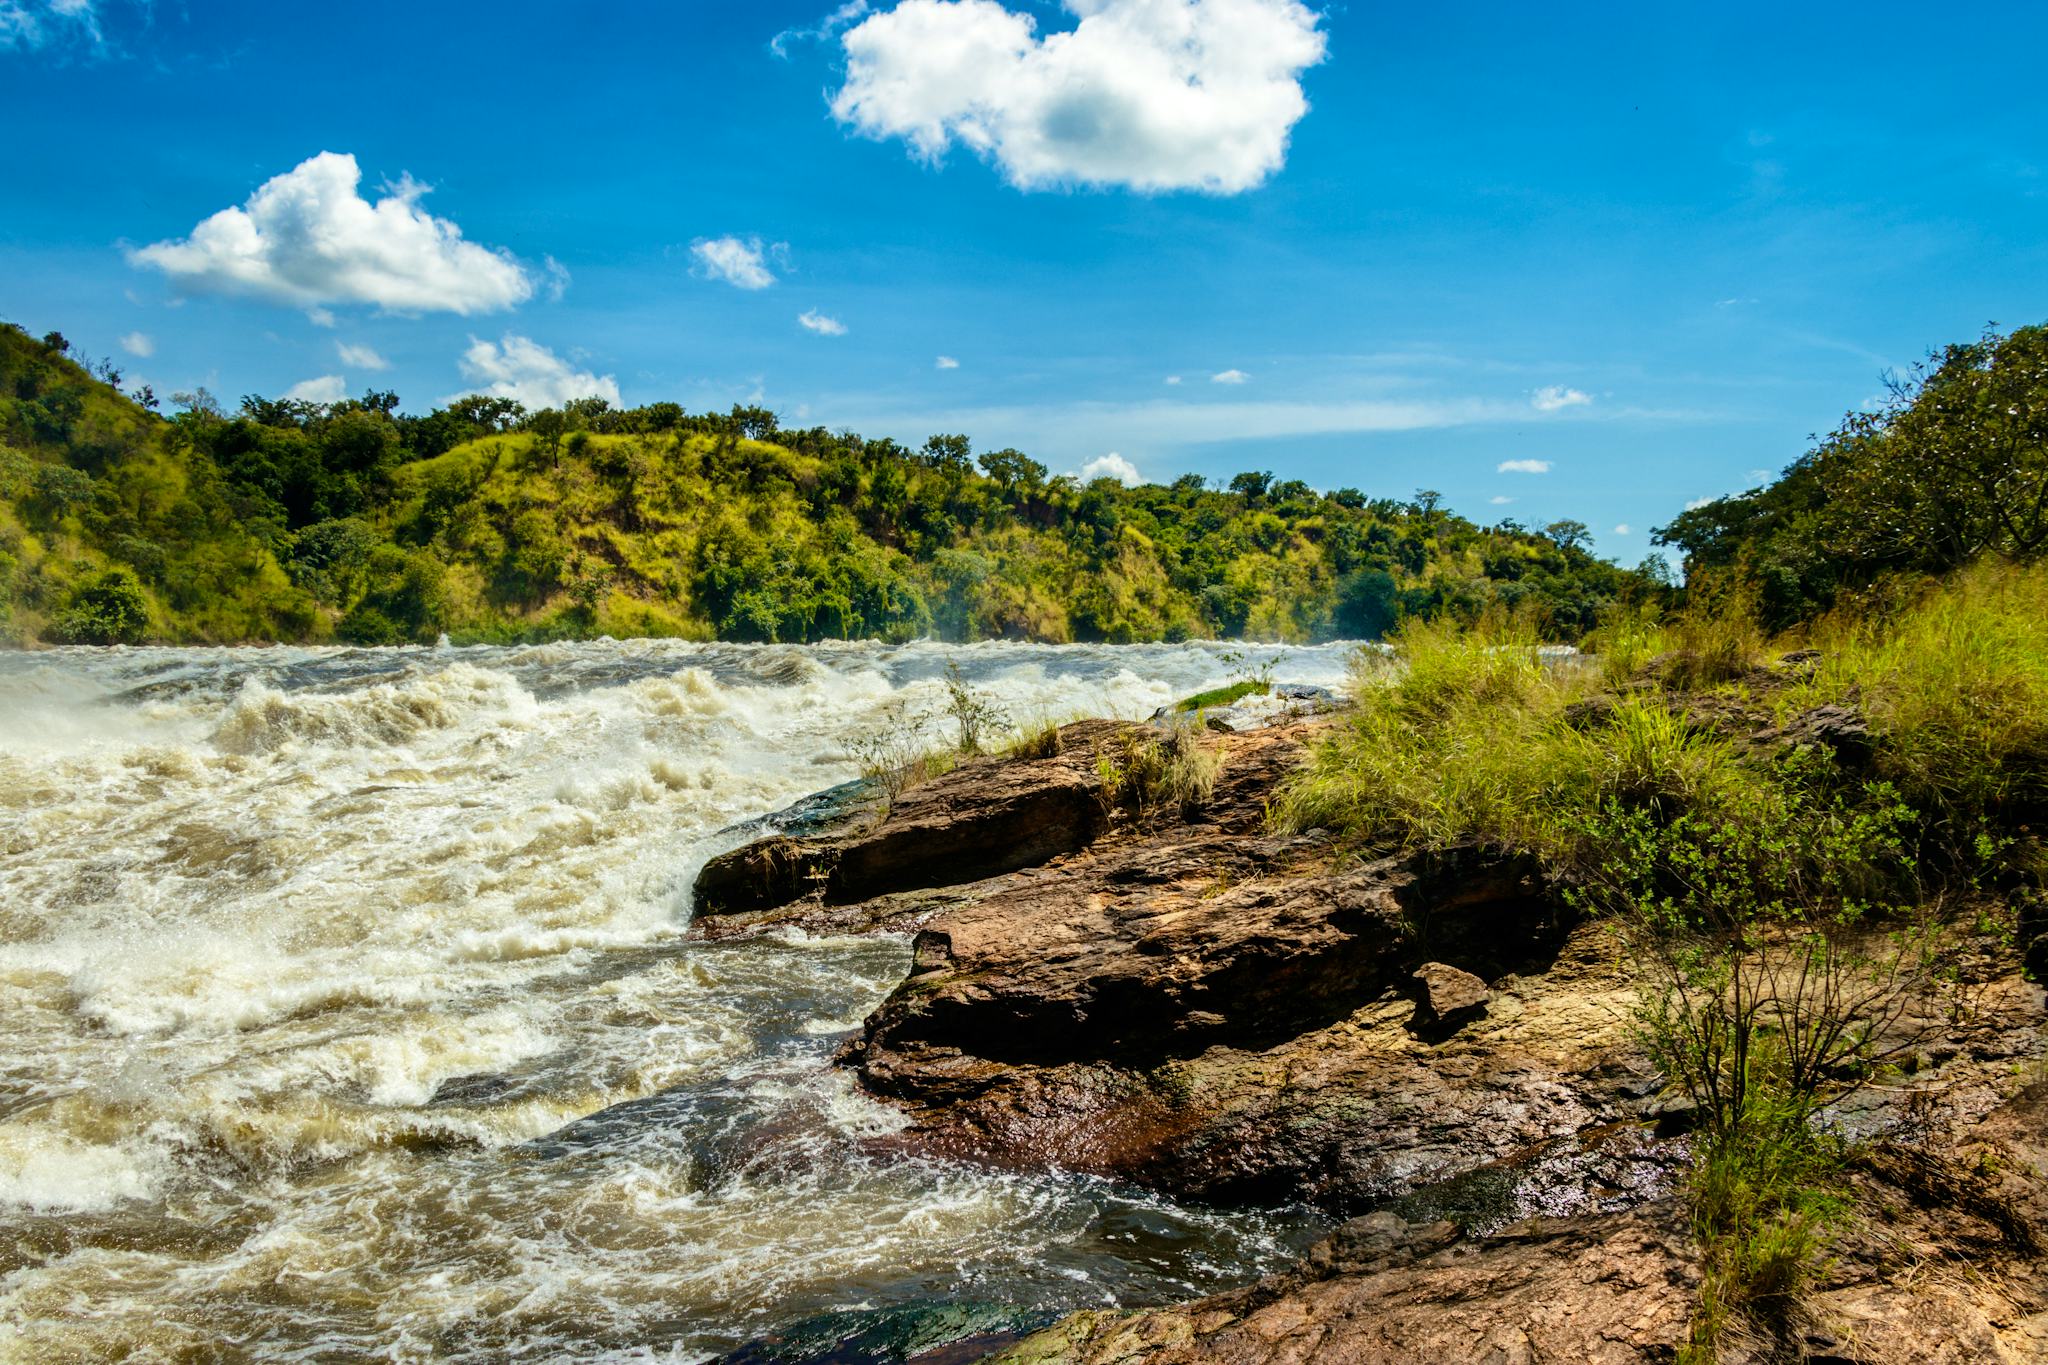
[691,713,2048,1364]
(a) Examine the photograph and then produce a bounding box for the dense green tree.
[52,567,149,644]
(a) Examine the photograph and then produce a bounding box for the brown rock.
[993,1206,1699,1364]
[1413,961,1490,1025]
[692,720,1139,917]
[834,724,1650,1210]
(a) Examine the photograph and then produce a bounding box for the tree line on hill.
[0,318,1667,646]
[1654,322,2048,628]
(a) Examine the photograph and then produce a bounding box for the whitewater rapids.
[0,638,1354,1362]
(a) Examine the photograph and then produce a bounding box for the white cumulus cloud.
[129,152,538,316]
[691,235,781,289]
[1497,458,1552,474]
[456,336,620,409]
[1077,452,1141,485]
[936,354,960,369]
[1685,496,1715,511]
[1531,385,1592,412]
[1164,375,1182,385]
[1489,495,1516,505]
[831,0,1328,193]
[118,331,153,357]
[285,375,347,404]
[1211,368,1249,384]
[799,309,848,336]
[336,342,389,370]
[1613,523,1632,536]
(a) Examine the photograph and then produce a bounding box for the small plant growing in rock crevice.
[848,697,956,808]
[942,659,1008,755]
[1098,724,1223,820]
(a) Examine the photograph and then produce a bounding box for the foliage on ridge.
[1657,321,2048,630]
[0,318,1661,646]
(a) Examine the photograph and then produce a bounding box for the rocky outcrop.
[688,703,2048,1364]
[693,721,1140,917]
[992,1206,1700,1364]
[827,724,1656,1212]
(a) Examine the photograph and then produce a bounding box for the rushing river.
[0,639,1357,1363]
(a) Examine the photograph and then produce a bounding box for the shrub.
[50,567,150,644]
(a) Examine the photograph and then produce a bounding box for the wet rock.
[692,722,1135,917]
[1148,683,1343,732]
[717,776,887,842]
[693,835,836,918]
[717,1299,1048,1365]
[1411,961,1489,1029]
[994,1205,1699,1364]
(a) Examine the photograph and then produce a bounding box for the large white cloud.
[830,0,1327,193]
[129,152,538,315]
[455,336,620,409]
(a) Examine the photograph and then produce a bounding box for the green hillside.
[0,319,1660,646]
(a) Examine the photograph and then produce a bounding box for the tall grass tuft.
[1790,560,2048,846]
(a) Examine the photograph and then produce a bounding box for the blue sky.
[3,0,2045,560]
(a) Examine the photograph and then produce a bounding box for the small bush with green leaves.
[51,567,150,644]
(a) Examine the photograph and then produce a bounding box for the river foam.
[0,638,1353,1361]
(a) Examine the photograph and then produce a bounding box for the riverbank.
[697,612,2048,1361]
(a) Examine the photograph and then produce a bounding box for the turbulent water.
[0,638,1358,1363]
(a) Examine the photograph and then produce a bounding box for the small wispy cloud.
[307,307,337,328]
[1685,496,1715,511]
[1211,369,1249,385]
[285,374,346,404]
[1613,523,1632,535]
[1531,385,1592,412]
[770,0,868,58]
[935,355,959,370]
[1489,495,1516,505]
[118,330,154,358]
[336,341,389,370]
[1077,453,1141,486]
[799,309,847,336]
[1164,375,1182,386]
[692,235,783,290]
[1498,458,1552,474]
